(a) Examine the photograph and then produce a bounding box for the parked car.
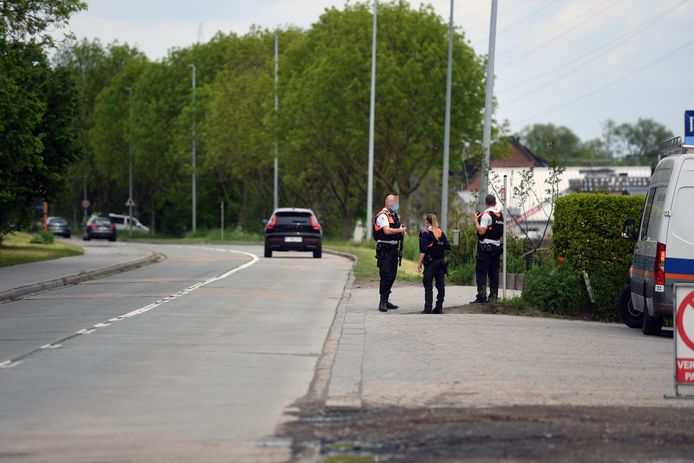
[46,216,71,238]
[264,208,322,258]
[83,216,117,242]
[620,137,694,335]
[108,213,150,233]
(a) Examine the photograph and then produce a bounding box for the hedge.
[552,193,645,320]
[553,193,644,269]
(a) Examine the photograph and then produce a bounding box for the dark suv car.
[264,208,322,258]
[83,216,117,242]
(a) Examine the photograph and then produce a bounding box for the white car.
[108,213,150,233]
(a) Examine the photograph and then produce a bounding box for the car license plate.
[285,236,302,243]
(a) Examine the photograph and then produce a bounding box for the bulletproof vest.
[478,210,504,241]
[373,209,402,241]
[427,229,446,259]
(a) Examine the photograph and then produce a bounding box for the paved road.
[0,243,352,462]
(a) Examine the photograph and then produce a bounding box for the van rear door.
[666,158,694,286]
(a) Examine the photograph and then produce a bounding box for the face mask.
[392,203,399,212]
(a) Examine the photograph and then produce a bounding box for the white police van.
[620,137,694,335]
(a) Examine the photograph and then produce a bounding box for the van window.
[110,216,124,225]
[640,189,655,241]
[641,187,667,241]
[671,187,694,245]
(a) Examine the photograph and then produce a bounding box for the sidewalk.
[0,240,160,302]
[326,283,689,410]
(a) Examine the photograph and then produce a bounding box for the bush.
[522,259,589,316]
[30,230,54,245]
[553,193,644,270]
[553,193,644,319]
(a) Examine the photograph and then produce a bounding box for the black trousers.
[376,243,399,299]
[423,258,446,310]
[476,242,502,298]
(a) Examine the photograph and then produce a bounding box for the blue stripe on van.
[665,257,694,275]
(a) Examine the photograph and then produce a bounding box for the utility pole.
[441,0,454,232]
[478,0,498,211]
[125,86,133,236]
[366,0,377,241]
[189,64,197,233]
[274,30,279,211]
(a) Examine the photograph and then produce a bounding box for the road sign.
[671,284,694,398]
[686,111,694,145]
[81,199,90,209]
[125,198,135,207]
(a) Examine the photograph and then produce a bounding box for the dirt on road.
[281,405,694,462]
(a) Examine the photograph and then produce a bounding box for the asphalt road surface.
[0,243,352,462]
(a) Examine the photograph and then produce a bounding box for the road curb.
[0,251,165,303]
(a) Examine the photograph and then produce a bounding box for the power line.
[465,0,543,31]
[498,0,621,57]
[497,0,622,69]
[499,0,689,95]
[512,36,694,126]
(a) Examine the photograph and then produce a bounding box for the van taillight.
[311,215,321,232]
[266,215,276,231]
[655,242,666,286]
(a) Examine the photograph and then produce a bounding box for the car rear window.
[50,218,67,225]
[92,218,112,225]
[275,212,312,225]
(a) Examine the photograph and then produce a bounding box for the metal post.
[221,201,224,241]
[274,31,279,212]
[189,64,197,233]
[478,0,498,211]
[441,0,454,233]
[502,174,507,299]
[82,178,88,226]
[125,86,133,236]
[366,0,377,241]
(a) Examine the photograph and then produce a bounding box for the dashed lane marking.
[0,247,259,370]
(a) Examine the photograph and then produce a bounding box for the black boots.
[432,302,443,314]
[378,295,388,312]
[386,301,399,310]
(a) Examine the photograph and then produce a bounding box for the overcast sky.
[60,0,694,142]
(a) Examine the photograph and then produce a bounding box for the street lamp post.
[274,31,279,211]
[125,86,133,236]
[189,64,197,233]
[366,0,377,241]
[441,0,454,232]
[479,0,498,211]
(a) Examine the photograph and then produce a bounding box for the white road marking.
[0,361,22,369]
[2,247,259,370]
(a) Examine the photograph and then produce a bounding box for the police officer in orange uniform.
[417,213,451,314]
[373,195,407,312]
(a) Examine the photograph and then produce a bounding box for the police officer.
[373,194,407,312]
[472,194,504,303]
[417,213,451,314]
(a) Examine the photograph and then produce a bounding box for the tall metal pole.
[478,0,498,211]
[366,0,377,241]
[502,174,507,299]
[441,0,454,232]
[273,31,279,211]
[189,64,197,233]
[125,86,133,236]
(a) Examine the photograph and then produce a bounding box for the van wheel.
[264,246,272,258]
[642,308,663,336]
[618,287,642,328]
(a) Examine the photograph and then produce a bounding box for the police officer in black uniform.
[373,194,407,312]
[417,213,451,314]
[472,194,504,303]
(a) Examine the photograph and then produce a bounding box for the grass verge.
[325,241,420,283]
[0,232,83,267]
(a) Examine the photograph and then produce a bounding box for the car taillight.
[89,223,96,229]
[111,224,116,230]
[265,215,276,231]
[655,242,666,286]
[311,215,321,232]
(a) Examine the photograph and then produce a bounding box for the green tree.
[613,118,674,165]
[1,0,85,44]
[280,1,486,238]
[520,123,582,163]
